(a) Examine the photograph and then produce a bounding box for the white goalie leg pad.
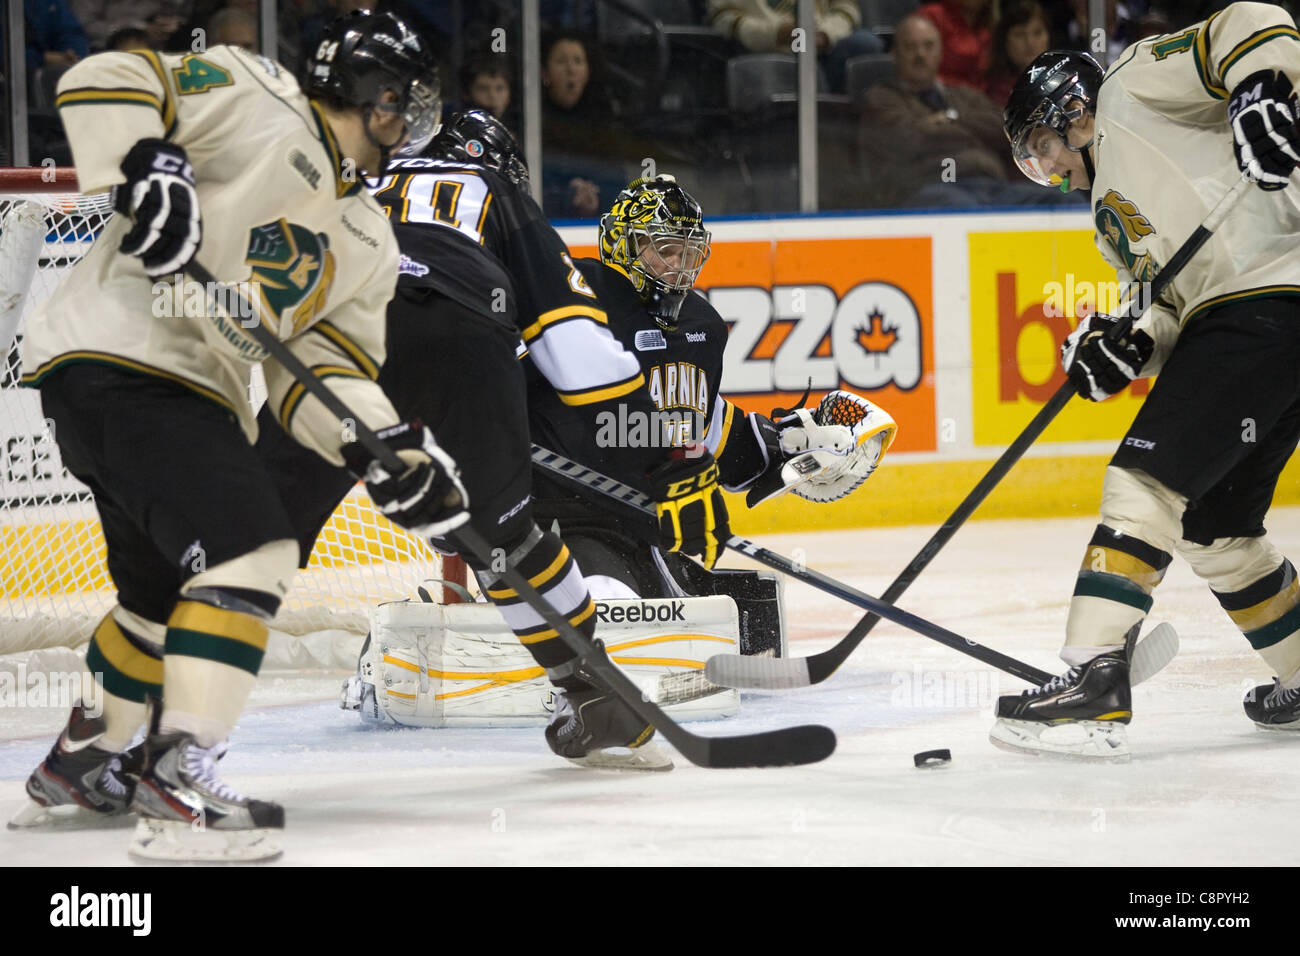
[344,596,742,727]
[989,718,1131,761]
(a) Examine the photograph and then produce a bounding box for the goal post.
[0,167,467,656]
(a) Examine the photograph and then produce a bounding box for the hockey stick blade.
[708,621,1180,690]
[181,262,836,771]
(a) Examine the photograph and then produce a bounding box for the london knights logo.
[245,218,337,336]
[1094,189,1158,282]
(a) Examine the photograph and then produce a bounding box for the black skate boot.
[989,646,1133,760]
[1243,678,1300,731]
[8,702,139,829]
[545,685,672,771]
[129,731,284,862]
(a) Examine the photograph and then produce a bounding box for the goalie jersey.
[1090,2,1300,370]
[525,257,774,506]
[19,45,401,464]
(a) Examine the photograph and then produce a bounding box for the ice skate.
[1243,678,1300,731]
[128,732,284,862]
[989,648,1132,760]
[8,703,141,830]
[545,686,673,771]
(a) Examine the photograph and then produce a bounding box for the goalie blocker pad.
[342,596,742,727]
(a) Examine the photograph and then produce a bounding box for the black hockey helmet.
[305,9,442,156]
[427,109,529,186]
[1004,50,1103,187]
[599,174,711,329]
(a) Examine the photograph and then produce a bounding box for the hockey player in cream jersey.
[993,1,1300,758]
[11,12,462,860]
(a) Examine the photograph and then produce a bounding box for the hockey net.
[0,168,466,660]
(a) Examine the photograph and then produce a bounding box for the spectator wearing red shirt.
[916,0,993,92]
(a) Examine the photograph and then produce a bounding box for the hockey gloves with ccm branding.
[1061,313,1154,402]
[648,447,730,569]
[343,422,470,539]
[113,139,202,277]
[1229,70,1300,191]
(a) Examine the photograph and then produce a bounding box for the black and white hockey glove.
[648,447,730,570]
[1060,314,1154,402]
[342,422,470,539]
[113,138,202,277]
[1228,70,1300,191]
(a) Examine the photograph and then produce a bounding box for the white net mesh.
[0,172,463,656]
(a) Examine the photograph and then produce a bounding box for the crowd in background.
[5,0,1299,215]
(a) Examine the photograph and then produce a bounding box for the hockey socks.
[83,610,163,751]
[1064,526,1171,661]
[480,526,598,689]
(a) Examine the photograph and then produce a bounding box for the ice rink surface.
[4,508,1299,867]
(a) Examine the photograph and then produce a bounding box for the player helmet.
[1004,50,1103,187]
[304,10,442,157]
[599,174,711,329]
[427,109,529,186]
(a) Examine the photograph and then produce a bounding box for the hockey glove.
[648,447,730,570]
[1228,70,1300,191]
[1060,314,1154,402]
[114,138,202,277]
[745,391,897,506]
[342,422,470,539]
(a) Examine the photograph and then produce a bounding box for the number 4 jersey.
[21,44,402,466]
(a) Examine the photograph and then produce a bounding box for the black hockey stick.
[184,260,834,769]
[711,175,1252,689]
[531,445,1057,684]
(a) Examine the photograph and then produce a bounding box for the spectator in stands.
[540,30,627,218]
[916,0,993,91]
[106,23,149,50]
[460,55,515,127]
[706,0,884,92]
[1048,0,1171,67]
[985,1,1051,107]
[207,6,257,49]
[24,0,90,74]
[857,14,1021,207]
[144,2,187,51]
[71,0,150,50]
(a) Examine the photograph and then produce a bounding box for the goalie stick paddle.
[530,446,1181,690]
[717,175,1250,689]
[183,260,834,770]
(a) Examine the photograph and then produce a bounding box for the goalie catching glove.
[113,138,202,277]
[745,390,897,507]
[342,422,469,538]
[648,447,730,570]
[1060,313,1154,402]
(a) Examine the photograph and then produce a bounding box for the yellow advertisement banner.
[969,229,1149,447]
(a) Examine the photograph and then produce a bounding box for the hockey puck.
[913,749,952,768]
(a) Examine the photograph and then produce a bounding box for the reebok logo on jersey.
[340,214,379,249]
[685,332,706,342]
[399,254,430,278]
[1124,437,1156,451]
[635,330,667,351]
[595,600,686,624]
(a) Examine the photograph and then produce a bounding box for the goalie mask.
[1004,50,1103,190]
[305,10,443,159]
[599,174,711,329]
[427,109,529,186]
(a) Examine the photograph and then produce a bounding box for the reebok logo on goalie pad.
[596,600,686,623]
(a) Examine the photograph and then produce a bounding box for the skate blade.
[128,818,283,863]
[7,799,135,831]
[1253,720,1300,733]
[989,718,1131,762]
[564,741,674,772]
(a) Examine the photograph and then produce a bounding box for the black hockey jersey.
[372,158,647,408]
[525,258,770,499]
